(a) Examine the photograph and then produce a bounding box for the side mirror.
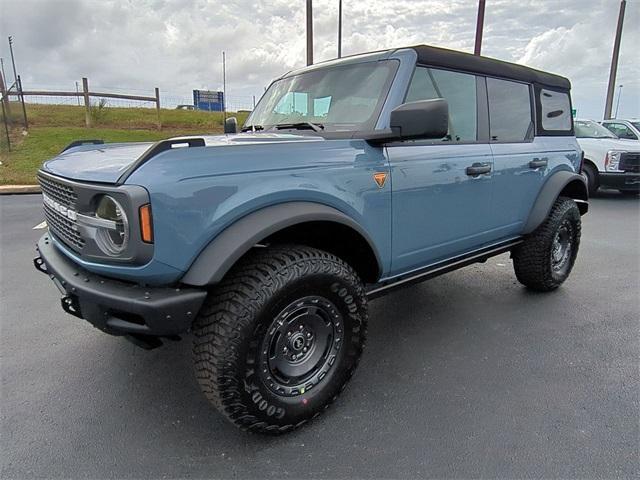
[224,117,238,134]
[390,98,448,140]
[364,98,448,144]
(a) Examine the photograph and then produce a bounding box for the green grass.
[0,103,250,185]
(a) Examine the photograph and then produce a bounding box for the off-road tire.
[582,163,599,196]
[192,245,367,434]
[512,196,581,292]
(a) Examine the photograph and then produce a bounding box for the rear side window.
[540,89,572,131]
[405,67,477,142]
[487,78,533,142]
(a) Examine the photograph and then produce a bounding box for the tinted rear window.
[487,78,533,142]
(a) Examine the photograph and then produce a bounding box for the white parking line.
[32,221,47,230]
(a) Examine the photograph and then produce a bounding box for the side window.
[405,67,477,142]
[487,78,533,142]
[540,88,572,131]
[606,123,637,140]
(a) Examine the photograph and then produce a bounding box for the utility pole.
[604,0,626,120]
[306,0,313,65]
[0,60,11,120]
[8,36,18,84]
[474,0,486,55]
[337,0,342,58]
[0,58,6,88]
[222,51,227,121]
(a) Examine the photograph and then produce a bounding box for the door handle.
[466,163,492,176]
[529,158,548,169]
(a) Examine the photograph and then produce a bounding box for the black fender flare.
[180,202,383,286]
[523,171,588,234]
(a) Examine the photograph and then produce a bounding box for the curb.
[0,185,41,195]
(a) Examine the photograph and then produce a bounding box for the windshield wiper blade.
[274,122,324,132]
[241,124,264,132]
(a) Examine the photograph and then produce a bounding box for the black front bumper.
[34,234,207,337]
[599,172,640,191]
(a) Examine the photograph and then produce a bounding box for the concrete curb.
[0,185,41,195]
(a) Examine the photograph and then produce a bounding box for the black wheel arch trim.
[523,170,588,234]
[180,202,383,286]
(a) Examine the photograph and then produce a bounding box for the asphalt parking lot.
[1,192,638,479]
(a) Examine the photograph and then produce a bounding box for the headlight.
[94,195,129,255]
[605,151,622,171]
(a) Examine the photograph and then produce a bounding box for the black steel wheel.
[550,218,574,277]
[193,245,367,434]
[260,296,344,397]
[513,196,581,291]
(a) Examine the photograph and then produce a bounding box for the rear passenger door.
[386,67,495,275]
[487,77,546,237]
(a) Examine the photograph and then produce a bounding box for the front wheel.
[192,245,367,434]
[512,197,581,291]
[582,163,599,196]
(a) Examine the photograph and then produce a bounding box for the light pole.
[337,0,342,58]
[604,0,626,119]
[306,0,313,65]
[614,84,623,118]
[474,0,486,55]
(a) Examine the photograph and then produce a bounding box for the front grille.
[38,174,84,251]
[38,173,78,208]
[620,152,640,173]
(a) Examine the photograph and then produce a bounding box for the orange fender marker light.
[373,172,387,188]
[139,204,154,243]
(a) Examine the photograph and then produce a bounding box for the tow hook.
[33,255,47,274]
[61,295,82,319]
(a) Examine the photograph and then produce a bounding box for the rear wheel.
[512,197,581,292]
[192,245,367,434]
[582,163,599,196]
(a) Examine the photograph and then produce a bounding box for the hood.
[41,133,321,183]
[576,137,640,151]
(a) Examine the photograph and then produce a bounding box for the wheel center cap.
[290,333,306,351]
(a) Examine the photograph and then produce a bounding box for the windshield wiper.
[240,124,264,132]
[274,122,324,132]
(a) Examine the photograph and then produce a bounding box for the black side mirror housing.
[390,98,448,140]
[364,98,449,144]
[224,117,238,134]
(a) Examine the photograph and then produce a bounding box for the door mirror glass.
[224,117,238,134]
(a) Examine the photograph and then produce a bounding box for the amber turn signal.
[139,204,153,243]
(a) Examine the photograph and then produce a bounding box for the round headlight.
[95,195,129,255]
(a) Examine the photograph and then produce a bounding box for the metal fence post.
[155,87,161,130]
[17,75,28,130]
[82,77,91,127]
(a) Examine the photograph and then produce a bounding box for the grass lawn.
[0,104,250,185]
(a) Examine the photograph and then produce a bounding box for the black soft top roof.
[410,44,570,90]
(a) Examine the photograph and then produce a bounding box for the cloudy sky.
[1,0,638,118]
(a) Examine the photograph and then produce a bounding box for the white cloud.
[0,0,637,117]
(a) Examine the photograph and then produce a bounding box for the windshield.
[575,120,617,139]
[632,122,640,131]
[245,60,399,132]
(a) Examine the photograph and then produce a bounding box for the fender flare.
[180,202,383,286]
[523,171,588,234]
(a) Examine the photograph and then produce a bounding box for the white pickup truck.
[576,119,640,196]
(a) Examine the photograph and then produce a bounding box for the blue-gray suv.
[34,45,588,433]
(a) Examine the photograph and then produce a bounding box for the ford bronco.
[34,45,588,433]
